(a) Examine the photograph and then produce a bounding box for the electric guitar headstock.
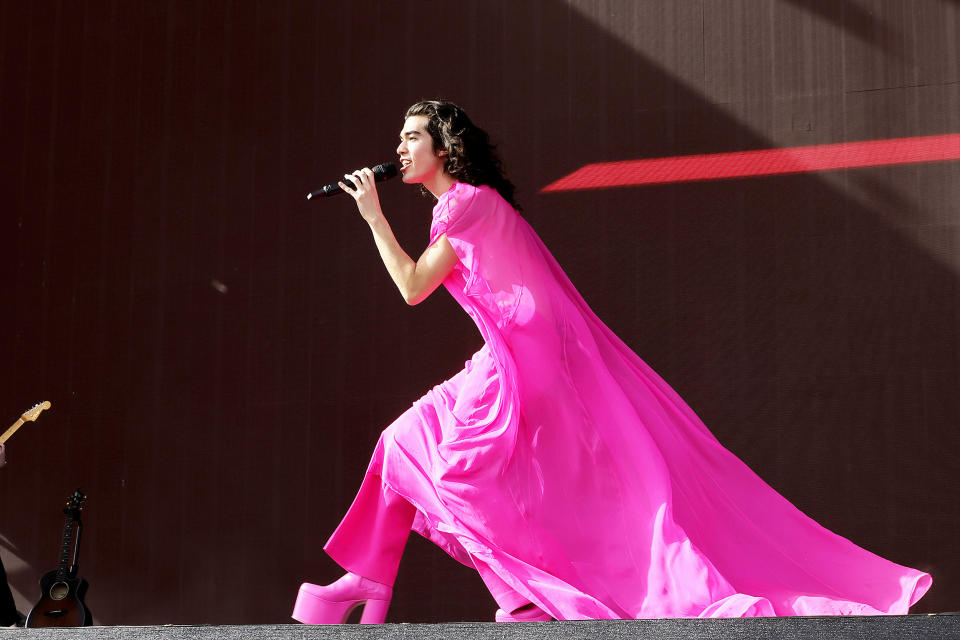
[22,401,52,423]
[2,400,52,445]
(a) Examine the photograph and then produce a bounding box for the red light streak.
[540,134,960,192]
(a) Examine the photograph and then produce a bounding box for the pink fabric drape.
[356,182,930,619]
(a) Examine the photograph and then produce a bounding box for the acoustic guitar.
[1,401,51,444]
[25,490,91,627]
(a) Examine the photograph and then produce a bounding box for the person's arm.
[341,168,458,305]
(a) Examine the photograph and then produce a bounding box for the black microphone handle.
[306,162,398,200]
[312,177,358,199]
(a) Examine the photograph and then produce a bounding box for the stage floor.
[1,615,958,640]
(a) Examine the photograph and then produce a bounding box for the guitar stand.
[69,519,82,579]
[67,518,92,626]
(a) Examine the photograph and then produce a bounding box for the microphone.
[306,162,398,200]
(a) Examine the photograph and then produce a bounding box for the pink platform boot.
[292,572,393,624]
[494,603,552,622]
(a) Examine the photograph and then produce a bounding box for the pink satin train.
[325,182,931,620]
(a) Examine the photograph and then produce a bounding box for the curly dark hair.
[405,100,521,211]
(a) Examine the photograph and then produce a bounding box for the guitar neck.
[0,418,25,445]
[56,517,76,580]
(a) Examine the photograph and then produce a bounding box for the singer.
[292,100,931,623]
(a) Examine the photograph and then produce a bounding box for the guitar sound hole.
[49,582,69,601]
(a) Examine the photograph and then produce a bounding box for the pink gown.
[362,181,931,619]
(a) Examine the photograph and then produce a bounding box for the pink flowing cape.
[365,182,930,619]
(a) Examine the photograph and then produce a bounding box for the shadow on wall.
[0,539,29,619]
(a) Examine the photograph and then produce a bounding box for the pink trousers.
[324,472,415,586]
[324,472,529,612]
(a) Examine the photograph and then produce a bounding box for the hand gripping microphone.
[306,162,398,200]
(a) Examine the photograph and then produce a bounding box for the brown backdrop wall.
[1,0,957,625]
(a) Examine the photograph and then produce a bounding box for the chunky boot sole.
[292,582,390,624]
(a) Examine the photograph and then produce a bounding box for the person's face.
[396,115,447,184]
